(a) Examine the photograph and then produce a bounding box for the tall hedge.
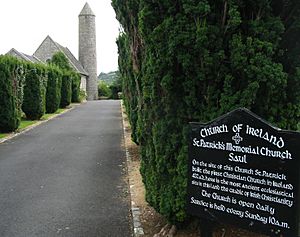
[60,71,72,108]
[116,34,140,142]
[71,72,81,103]
[50,52,79,105]
[0,56,23,132]
[46,66,62,113]
[22,64,47,120]
[113,0,300,223]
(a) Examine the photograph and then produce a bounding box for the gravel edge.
[120,101,145,237]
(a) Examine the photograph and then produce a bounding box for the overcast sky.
[0,0,120,73]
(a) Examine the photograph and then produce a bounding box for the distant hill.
[98,71,119,85]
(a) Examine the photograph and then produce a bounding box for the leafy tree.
[113,0,300,224]
[98,71,119,85]
[98,81,111,98]
[109,75,122,99]
[50,52,72,71]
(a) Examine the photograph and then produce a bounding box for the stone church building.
[7,2,98,101]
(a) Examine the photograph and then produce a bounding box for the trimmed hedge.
[0,56,23,132]
[46,66,62,113]
[50,52,81,105]
[60,71,72,108]
[22,64,47,120]
[0,52,81,130]
[113,0,300,223]
[116,34,139,142]
[71,72,81,103]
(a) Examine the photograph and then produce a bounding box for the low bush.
[79,89,87,102]
[98,81,111,98]
[109,76,122,99]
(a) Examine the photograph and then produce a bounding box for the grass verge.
[0,133,9,139]
[0,108,69,140]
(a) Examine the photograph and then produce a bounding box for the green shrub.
[50,52,80,105]
[22,64,47,120]
[79,89,87,102]
[50,52,72,71]
[0,56,23,132]
[98,81,111,98]
[113,0,300,223]
[60,71,72,108]
[71,72,81,103]
[46,66,62,113]
[109,75,122,99]
[116,34,139,142]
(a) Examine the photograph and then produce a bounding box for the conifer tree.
[60,72,72,108]
[113,0,300,223]
[22,64,46,120]
[0,56,23,132]
[50,52,81,106]
[46,66,62,113]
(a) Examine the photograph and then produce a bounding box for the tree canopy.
[50,52,72,71]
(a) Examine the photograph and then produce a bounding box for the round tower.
[79,2,98,100]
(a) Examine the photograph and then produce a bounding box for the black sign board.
[187,108,300,236]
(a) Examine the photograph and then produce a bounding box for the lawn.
[41,108,66,120]
[18,120,37,130]
[0,108,69,140]
[0,133,9,139]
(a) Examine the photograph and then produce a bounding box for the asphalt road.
[0,100,132,237]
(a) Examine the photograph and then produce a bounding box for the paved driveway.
[0,100,132,237]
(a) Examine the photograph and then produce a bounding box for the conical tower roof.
[79,2,95,16]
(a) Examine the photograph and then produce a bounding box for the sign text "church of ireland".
[187,108,300,237]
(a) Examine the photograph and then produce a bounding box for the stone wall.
[33,36,60,63]
[80,75,87,92]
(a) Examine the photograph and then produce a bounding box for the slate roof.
[79,2,95,16]
[55,41,88,76]
[24,54,42,63]
[34,35,88,76]
[6,48,42,63]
